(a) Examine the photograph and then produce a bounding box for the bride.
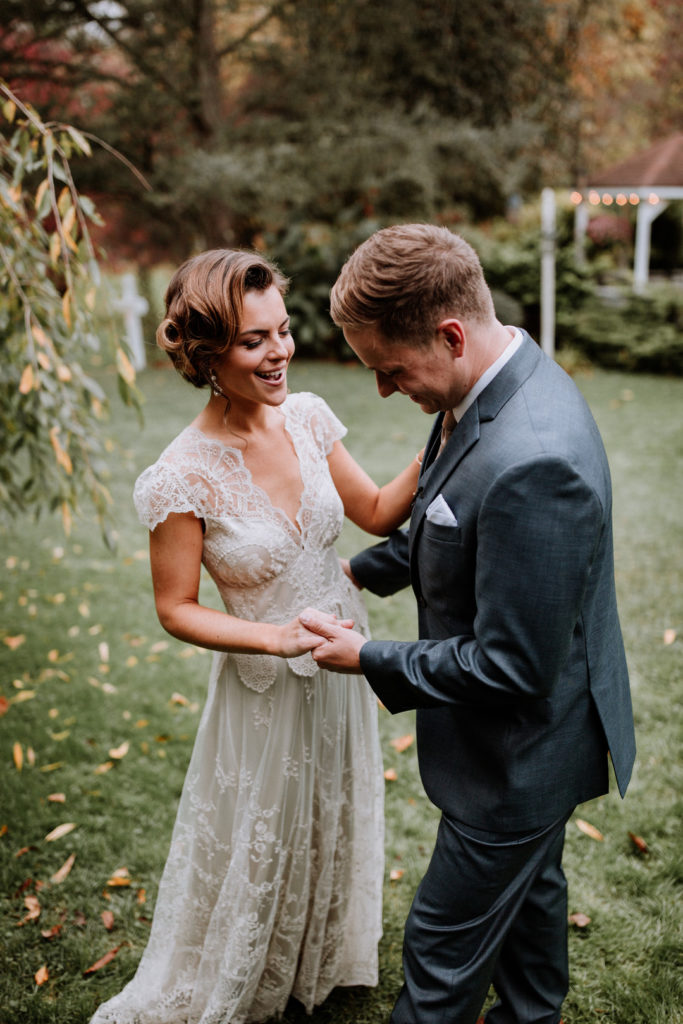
[89,248,422,1024]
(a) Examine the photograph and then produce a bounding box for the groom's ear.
[436,318,466,358]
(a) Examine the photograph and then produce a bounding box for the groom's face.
[343,326,463,414]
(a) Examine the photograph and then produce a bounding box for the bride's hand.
[274,610,353,659]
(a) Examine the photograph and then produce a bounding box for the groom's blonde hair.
[330,223,495,346]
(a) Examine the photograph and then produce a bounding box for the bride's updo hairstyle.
[157,249,289,388]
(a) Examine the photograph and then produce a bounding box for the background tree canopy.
[2,0,679,260]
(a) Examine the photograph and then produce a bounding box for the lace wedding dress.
[90,392,384,1024]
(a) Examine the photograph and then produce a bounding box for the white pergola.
[572,133,683,294]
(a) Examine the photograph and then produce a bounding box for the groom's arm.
[350,528,411,597]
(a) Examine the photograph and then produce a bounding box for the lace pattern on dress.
[132,392,366,693]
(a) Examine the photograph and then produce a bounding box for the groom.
[300,224,636,1024]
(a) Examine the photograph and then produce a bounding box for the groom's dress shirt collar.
[451,328,523,424]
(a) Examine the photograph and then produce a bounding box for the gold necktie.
[437,410,456,458]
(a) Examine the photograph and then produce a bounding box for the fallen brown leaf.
[384,768,398,781]
[83,945,122,975]
[628,831,649,854]
[575,818,604,841]
[389,734,414,753]
[41,924,63,940]
[136,888,146,905]
[568,912,591,928]
[47,793,66,803]
[17,894,41,926]
[45,822,77,843]
[101,909,115,931]
[34,964,49,986]
[51,852,76,883]
[389,868,404,881]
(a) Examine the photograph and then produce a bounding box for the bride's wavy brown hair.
[157,249,289,388]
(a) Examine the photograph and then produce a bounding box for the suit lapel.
[409,333,542,548]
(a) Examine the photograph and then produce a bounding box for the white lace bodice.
[133,392,368,692]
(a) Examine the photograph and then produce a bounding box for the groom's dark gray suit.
[350,333,635,1023]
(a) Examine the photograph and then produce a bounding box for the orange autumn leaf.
[94,761,114,775]
[13,742,23,771]
[19,364,36,394]
[51,852,76,883]
[83,944,122,975]
[389,868,404,881]
[569,912,591,928]
[101,909,115,931]
[34,964,49,986]
[170,692,190,706]
[107,867,130,887]
[136,888,146,905]
[575,818,604,841]
[4,634,26,650]
[628,831,649,854]
[45,822,77,842]
[384,768,398,782]
[41,923,63,940]
[0,696,9,717]
[47,793,66,803]
[389,734,414,753]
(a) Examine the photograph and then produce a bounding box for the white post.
[540,188,556,358]
[634,200,668,294]
[116,272,149,371]
[574,201,589,266]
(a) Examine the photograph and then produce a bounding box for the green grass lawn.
[1,360,681,1024]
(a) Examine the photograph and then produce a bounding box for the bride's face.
[213,285,294,408]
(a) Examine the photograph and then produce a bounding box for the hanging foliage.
[0,81,141,543]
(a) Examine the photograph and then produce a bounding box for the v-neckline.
[185,410,306,539]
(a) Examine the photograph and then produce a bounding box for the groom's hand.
[298,609,366,673]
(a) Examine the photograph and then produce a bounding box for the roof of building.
[586,133,683,188]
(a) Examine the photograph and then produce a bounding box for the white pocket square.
[426,494,458,526]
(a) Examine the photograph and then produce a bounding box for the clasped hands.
[290,607,365,673]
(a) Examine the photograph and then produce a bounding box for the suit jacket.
[351,333,636,831]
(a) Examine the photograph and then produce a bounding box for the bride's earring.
[209,369,226,399]
[209,369,231,415]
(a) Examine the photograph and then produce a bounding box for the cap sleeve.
[133,459,201,531]
[295,392,347,455]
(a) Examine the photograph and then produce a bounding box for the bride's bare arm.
[327,441,423,536]
[149,511,323,658]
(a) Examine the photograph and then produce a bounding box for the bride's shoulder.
[284,391,347,450]
[132,427,217,530]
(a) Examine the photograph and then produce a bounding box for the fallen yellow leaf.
[13,743,23,771]
[107,867,130,887]
[575,818,604,841]
[51,851,76,883]
[34,964,49,986]
[170,692,190,706]
[94,761,114,775]
[44,822,77,842]
[108,741,130,760]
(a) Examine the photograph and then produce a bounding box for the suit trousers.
[391,811,572,1024]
